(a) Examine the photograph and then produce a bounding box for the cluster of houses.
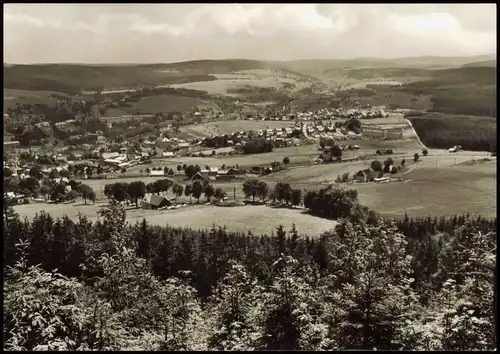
[296,107,387,121]
[191,166,246,182]
[240,107,388,123]
[198,124,305,151]
[305,123,360,141]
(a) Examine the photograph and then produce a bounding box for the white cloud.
[387,12,460,34]
[3,4,497,63]
[5,13,47,27]
[386,12,496,56]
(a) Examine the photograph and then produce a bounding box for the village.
[4,103,417,211]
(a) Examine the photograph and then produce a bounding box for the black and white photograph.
[3,3,496,351]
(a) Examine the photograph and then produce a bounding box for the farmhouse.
[192,172,208,181]
[162,151,175,158]
[177,142,190,149]
[102,152,120,160]
[150,170,165,177]
[142,194,171,210]
[354,169,376,183]
[208,167,219,176]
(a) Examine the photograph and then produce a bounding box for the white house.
[102,152,120,160]
[150,170,164,177]
[162,151,175,158]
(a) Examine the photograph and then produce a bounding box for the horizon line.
[4,53,496,66]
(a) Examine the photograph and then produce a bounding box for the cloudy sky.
[4,3,496,64]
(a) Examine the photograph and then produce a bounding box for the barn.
[354,169,376,183]
[142,194,171,210]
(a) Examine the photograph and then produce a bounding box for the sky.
[3,3,497,64]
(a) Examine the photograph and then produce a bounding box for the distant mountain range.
[3,54,496,93]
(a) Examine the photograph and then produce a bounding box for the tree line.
[3,201,496,350]
[243,138,273,154]
[4,171,96,205]
[103,178,226,206]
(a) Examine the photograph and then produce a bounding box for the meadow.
[171,68,312,95]
[144,144,319,170]
[14,202,337,237]
[353,162,496,219]
[3,89,61,111]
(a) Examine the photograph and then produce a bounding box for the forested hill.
[461,60,496,68]
[401,66,496,117]
[3,200,496,351]
[4,54,495,93]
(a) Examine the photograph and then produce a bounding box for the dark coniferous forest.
[3,199,496,351]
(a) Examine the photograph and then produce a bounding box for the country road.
[404,118,427,149]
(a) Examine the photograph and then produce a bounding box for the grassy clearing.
[14,203,337,237]
[348,138,422,152]
[129,205,337,236]
[361,116,408,126]
[123,145,319,173]
[352,165,496,219]
[171,68,310,95]
[3,89,61,111]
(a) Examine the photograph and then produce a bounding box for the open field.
[14,203,338,237]
[144,145,319,170]
[178,120,294,139]
[3,89,61,111]
[171,68,311,95]
[127,205,337,236]
[360,116,408,125]
[171,80,276,95]
[265,151,493,184]
[172,74,310,95]
[352,162,496,219]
